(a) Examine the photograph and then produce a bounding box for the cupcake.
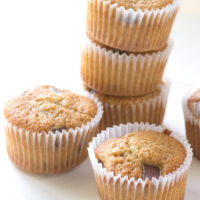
[86,0,181,52]
[183,88,200,160]
[84,81,170,131]
[81,37,173,96]
[4,85,103,174]
[88,123,192,200]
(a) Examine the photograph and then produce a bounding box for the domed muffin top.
[95,130,186,180]
[4,85,97,132]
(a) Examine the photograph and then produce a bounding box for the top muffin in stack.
[86,0,180,52]
[81,0,181,129]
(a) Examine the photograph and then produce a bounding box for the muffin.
[4,85,103,174]
[84,81,170,131]
[88,123,192,200]
[183,88,200,160]
[86,0,181,52]
[81,37,173,96]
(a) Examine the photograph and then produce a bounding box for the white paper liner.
[88,123,193,200]
[4,91,103,174]
[182,89,200,160]
[81,37,173,96]
[86,0,181,52]
[85,80,170,131]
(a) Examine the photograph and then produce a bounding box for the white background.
[0,0,200,199]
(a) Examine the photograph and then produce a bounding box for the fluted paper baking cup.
[86,0,181,52]
[183,89,200,160]
[88,123,192,200]
[81,37,173,96]
[4,91,103,174]
[85,80,170,131]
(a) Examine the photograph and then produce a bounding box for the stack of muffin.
[3,1,194,199]
[81,0,181,130]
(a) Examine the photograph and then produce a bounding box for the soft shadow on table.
[6,157,100,200]
[6,156,200,200]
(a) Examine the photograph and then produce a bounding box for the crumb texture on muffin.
[95,131,186,180]
[105,0,174,11]
[4,85,97,132]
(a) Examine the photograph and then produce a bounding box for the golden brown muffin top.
[95,130,186,180]
[187,89,200,118]
[105,0,174,11]
[84,84,163,105]
[4,85,97,132]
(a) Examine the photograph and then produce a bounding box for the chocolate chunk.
[51,127,66,133]
[163,129,172,136]
[99,160,105,168]
[143,164,160,180]
[62,138,66,147]
[78,142,83,153]
[78,145,81,153]
[55,138,59,148]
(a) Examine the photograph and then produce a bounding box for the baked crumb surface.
[4,85,97,132]
[95,131,186,180]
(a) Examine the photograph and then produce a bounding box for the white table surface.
[0,1,200,199]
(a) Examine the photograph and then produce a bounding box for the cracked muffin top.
[95,130,186,180]
[4,85,97,132]
[106,0,174,11]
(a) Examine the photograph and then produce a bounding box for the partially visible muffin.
[95,130,186,180]
[187,89,200,118]
[183,88,200,160]
[86,0,180,52]
[4,85,103,174]
[84,81,170,130]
